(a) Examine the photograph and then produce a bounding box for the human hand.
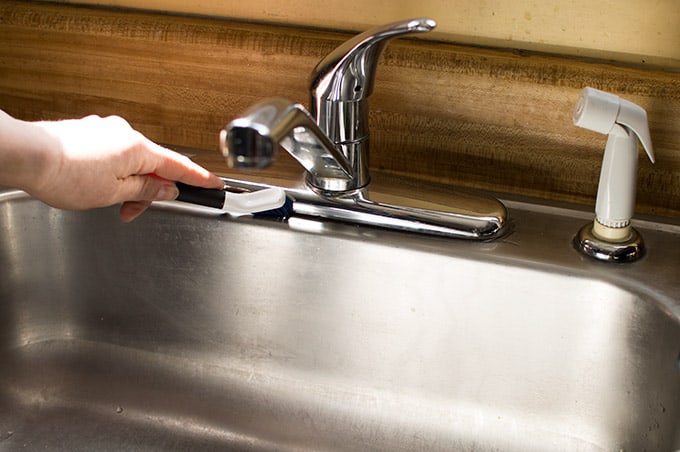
[2,113,224,222]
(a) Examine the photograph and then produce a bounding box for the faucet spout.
[220,98,355,191]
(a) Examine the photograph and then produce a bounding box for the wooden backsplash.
[44,0,680,69]
[1,1,679,217]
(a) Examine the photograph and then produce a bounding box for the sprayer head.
[573,87,654,163]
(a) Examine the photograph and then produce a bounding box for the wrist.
[0,111,61,193]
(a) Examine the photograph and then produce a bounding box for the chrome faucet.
[220,18,508,240]
[309,18,437,191]
[223,18,435,192]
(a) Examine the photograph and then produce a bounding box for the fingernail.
[156,183,179,201]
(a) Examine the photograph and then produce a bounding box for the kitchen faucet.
[220,18,508,240]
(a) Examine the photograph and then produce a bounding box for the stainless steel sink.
[1,188,679,451]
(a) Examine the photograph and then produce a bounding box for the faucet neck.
[311,98,370,190]
[308,18,436,192]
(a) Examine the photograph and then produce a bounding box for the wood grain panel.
[43,0,680,69]
[1,1,678,216]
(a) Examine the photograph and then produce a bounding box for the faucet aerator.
[223,126,276,170]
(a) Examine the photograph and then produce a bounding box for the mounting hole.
[354,85,362,92]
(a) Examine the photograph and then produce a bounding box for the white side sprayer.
[572,86,655,262]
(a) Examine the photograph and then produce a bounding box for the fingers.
[120,144,224,221]
[116,176,179,222]
[87,115,221,191]
[116,174,179,204]
[119,200,152,223]
[132,139,224,190]
[110,132,223,222]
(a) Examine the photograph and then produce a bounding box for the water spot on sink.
[0,431,13,441]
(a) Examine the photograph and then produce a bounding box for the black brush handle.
[176,182,225,209]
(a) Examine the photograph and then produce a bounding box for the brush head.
[176,183,291,217]
[252,194,294,219]
[223,187,286,214]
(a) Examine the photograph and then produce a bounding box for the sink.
[1,188,679,451]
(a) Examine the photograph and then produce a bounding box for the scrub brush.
[175,182,294,218]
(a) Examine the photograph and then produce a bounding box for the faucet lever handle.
[310,18,436,102]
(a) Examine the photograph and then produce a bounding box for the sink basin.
[1,188,678,451]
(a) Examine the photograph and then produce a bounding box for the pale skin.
[0,110,224,222]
